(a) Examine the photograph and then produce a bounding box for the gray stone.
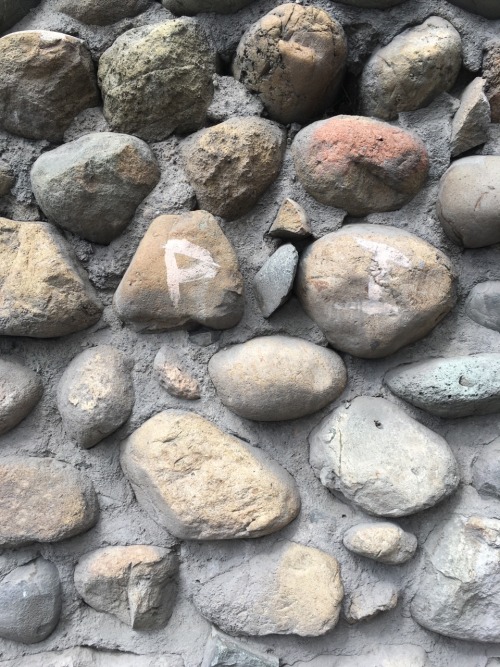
[472,437,500,498]
[98,20,216,142]
[202,628,279,667]
[253,244,298,318]
[207,75,264,123]
[309,396,460,517]
[0,648,183,666]
[484,44,500,123]
[54,0,151,25]
[451,78,490,157]
[334,0,405,5]
[57,346,135,448]
[0,161,14,197]
[447,0,500,19]
[162,0,254,14]
[154,346,201,400]
[31,133,160,245]
[0,1,40,33]
[0,558,61,644]
[343,522,417,564]
[344,581,398,624]
[466,281,500,332]
[0,358,43,436]
[301,646,429,667]
[208,335,347,421]
[268,199,311,240]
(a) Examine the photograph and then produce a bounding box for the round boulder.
[54,0,151,25]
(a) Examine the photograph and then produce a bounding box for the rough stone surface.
[163,0,254,14]
[484,44,500,123]
[208,335,346,421]
[466,281,500,332]
[447,0,500,18]
[114,210,244,331]
[0,161,14,197]
[31,133,160,245]
[0,558,61,644]
[120,410,300,539]
[304,646,429,667]
[309,396,460,517]
[296,224,456,358]
[0,648,183,666]
[182,117,285,220]
[0,358,43,436]
[344,581,398,624]
[253,244,298,318]
[451,78,490,157]
[202,628,279,667]
[472,437,500,498]
[0,456,99,547]
[54,0,151,25]
[268,198,311,239]
[154,345,200,400]
[207,75,264,123]
[292,116,429,216]
[98,20,216,142]
[194,542,344,637]
[343,522,417,565]
[0,0,40,33]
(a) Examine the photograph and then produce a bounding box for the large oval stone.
[0,359,43,436]
[208,336,346,421]
[309,396,460,517]
[296,224,456,358]
[120,411,300,540]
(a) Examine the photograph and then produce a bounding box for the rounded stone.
[291,115,429,216]
[447,0,500,19]
[0,358,43,436]
[466,281,500,332]
[232,4,347,124]
[296,224,456,359]
[0,160,14,197]
[54,0,151,25]
[208,335,347,421]
[343,522,418,564]
[163,0,255,14]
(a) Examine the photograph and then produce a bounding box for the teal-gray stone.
[446,0,500,19]
[466,282,500,332]
[385,354,500,418]
[253,244,298,318]
[163,0,255,14]
[472,437,500,498]
[0,0,40,33]
[202,629,279,667]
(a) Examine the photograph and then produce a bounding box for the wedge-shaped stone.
[253,246,298,318]
[309,397,459,517]
[451,78,490,157]
[0,358,43,436]
[268,199,311,239]
[202,628,279,667]
[120,411,300,539]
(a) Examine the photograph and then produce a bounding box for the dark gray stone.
[253,244,298,318]
[0,358,43,436]
[472,437,500,498]
[202,628,279,667]
[0,1,40,34]
[466,281,500,332]
[0,160,14,197]
[446,0,500,19]
[54,0,151,25]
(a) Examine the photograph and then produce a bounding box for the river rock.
[296,224,455,358]
[0,31,99,142]
[0,456,99,547]
[0,558,61,644]
[114,211,244,332]
[451,78,490,157]
[448,0,500,20]
[98,20,216,142]
[0,0,40,33]
[343,522,417,564]
[292,116,429,216]
[309,396,460,517]
[438,157,500,247]
[202,628,279,667]
[31,133,160,245]
[344,581,398,624]
[182,117,285,220]
[0,648,183,666]
[0,161,14,197]
[0,218,103,338]
[55,0,150,25]
[268,199,311,239]
[360,17,462,121]
[194,542,343,637]
[208,335,346,421]
[154,346,200,400]
[120,410,300,540]
[232,4,347,124]
[472,437,500,498]
[0,359,43,436]
[466,281,500,332]
[163,0,255,14]
[253,245,298,317]
[484,44,500,122]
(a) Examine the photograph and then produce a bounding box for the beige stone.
[343,522,418,564]
[268,199,312,239]
[0,358,43,436]
[153,346,201,400]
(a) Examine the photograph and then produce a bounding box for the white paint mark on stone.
[164,239,220,307]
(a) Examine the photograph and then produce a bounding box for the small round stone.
[343,522,418,564]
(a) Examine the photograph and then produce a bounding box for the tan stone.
[343,522,418,564]
[154,346,201,400]
[268,199,311,239]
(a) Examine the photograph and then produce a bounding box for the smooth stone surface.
[0,218,103,338]
[0,0,40,33]
[484,44,500,122]
[344,581,398,624]
[0,359,43,436]
[57,346,135,448]
[154,346,201,400]
[309,396,460,517]
[207,75,264,123]
[233,4,347,124]
[120,410,300,540]
[343,522,417,564]
[0,160,14,197]
[0,31,99,142]
[253,244,298,317]
[0,456,99,547]
[472,437,500,498]
[182,117,285,220]
[54,0,151,25]
[292,116,429,216]
[114,211,244,332]
[31,133,160,245]
[360,17,462,121]
[447,0,500,19]
[194,542,344,637]
[98,20,216,142]
[385,354,500,418]
[0,648,183,666]
[268,199,311,239]
[163,0,255,14]
[466,281,500,332]
[437,156,500,247]
[0,558,61,644]
[296,224,456,358]
[208,335,347,421]
[202,628,279,667]
[304,646,428,667]
[411,514,500,642]
[451,78,490,156]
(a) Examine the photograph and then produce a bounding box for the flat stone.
[0,648,183,666]
[343,522,417,564]
[120,410,300,540]
[472,437,500,498]
[57,346,135,448]
[0,1,41,33]
[74,546,178,629]
[360,17,462,121]
[0,218,103,338]
[233,4,347,124]
[0,359,43,436]
[182,117,285,220]
[0,558,61,644]
[296,224,456,358]
[303,646,429,667]
[484,44,500,122]
[98,20,216,142]
[114,210,244,332]
[466,281,500,332]
[253,245,298,317]
[0,31,99,142]
[31,133,160,244]
[208,335,346,421]
[0,456,99,548]
[451,78,490,157]
[0,161,14,197]
[344,581,398,624]
[292,116,429,216]
[437,156,500,247]
[194,542,343,637]
[309,396,460,517]
[411,514,500,642]
[448,0,500,19]
[54,0,150,25]
[153,346,201,400]
[268,199,311,239]
[202,628,279,667]
[207,75,264,123]
[163,0,255,14]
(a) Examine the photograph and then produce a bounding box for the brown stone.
[268,199,312,239]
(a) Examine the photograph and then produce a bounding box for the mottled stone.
[466,281,500,332]
[154,346,200,400]
[55,0,150,25]
[163,0,254,14]
[120,411,300,540]
[207,75,264,123]
[194,542,343,637]
[343,522,417,564]
[268,199,311,239]
[0,0,41,33]
[0,161,14,197]
[114,211,244,332]
[0,359,43,436]
[253,245,298,318]
[0,648,183,666]
[451,78,490,157]
[208,335,346,421]
[309,396,460,517]
[484,44,500,122]
[448,1,500,20]
[472,437,500,498]
[344,581,398,624]
[182,117,285,220]
[202,628,279,667]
